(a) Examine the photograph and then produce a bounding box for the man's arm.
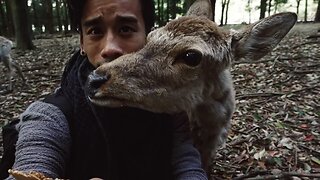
[172,114,208,180]
[6,101,71,179]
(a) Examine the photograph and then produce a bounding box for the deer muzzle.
[86,70,110,98]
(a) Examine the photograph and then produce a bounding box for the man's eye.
[87,27,102,35]
[119,26,136,34]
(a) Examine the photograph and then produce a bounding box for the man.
[4,0,207,179]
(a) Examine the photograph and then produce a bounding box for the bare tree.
[304,0,308,22]
[55,0,63,32]
[268,0,272,16]
[210,0,216,21]
[8,0,34,50]
[315,0,320,22]
[296,0,301,17]
[2,0,14,36]
[224,0,230,25]
[43,0,54,33]
[220,0,227,25]
[260,0,267,19]
[246,0,252,23]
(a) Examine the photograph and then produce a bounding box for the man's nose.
[100,34,123,61]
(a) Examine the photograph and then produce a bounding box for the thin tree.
[4,0,14,36]
[296,0,301,16]
[211,0,216,22]
[166,0,170,21]
[31,0,41,33]
[260,0,267,19]
[224,0,230,25]
[8,0,34,50]
[268,0,272,16]
[43,0,54,33]
[62,0,71,32]
[220,0,227,26]
[304,0,308,22]
[246,0,252,23]
[0,0,7,35]
[315,0,320,22]
[55,0,63,32]
[170,0,177,20]
[156,0,161,26]
[161,0,165,25]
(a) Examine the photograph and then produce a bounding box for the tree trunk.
[268,0,272,16]
[247,0,252,23]
[156,0,161,26]
[166,0,170,22]
[296,0,301,17]
[0,0,7,35]
[315,0,320,22]
[31,0,41,33]
[224,0,230,25]
[211,0,216,22]
[183,0,192,14]
[55,0,62,32]
[9,0,34,50]
[260,0,267,19]
[160,0,165,26]
[220,0,226,26]
[304,0,308,22]
[170,0,177,20]
[43,0,54,33]
[4,0,14,36]
[62,0,71,32]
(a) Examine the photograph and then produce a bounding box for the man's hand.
[9,169,104,180]
[8,169,59,180]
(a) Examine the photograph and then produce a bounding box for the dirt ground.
[0,22,319,179]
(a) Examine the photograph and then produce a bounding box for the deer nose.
[87,71,110,98]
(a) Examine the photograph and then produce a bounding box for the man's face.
[81,0,146,67]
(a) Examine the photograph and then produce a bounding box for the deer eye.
[180,50,202,67]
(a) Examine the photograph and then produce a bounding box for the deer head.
[86,2,296,113]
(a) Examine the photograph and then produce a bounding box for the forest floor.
[0,22,320,179]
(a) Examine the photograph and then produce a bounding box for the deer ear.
[186,0,213,20]
[231,12,297,61]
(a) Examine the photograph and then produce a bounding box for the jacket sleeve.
[172,114,208,180]
[6,101,71,179]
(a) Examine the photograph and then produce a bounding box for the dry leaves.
[213,23,320,179]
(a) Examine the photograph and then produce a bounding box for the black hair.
[67,0,155,34]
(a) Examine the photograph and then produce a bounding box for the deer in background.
[0,36,26,92]
[86,0,297,176]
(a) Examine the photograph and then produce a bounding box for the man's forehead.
[81,0,143,21]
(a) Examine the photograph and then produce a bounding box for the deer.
[0,36,26,93]
[86,0,297,176]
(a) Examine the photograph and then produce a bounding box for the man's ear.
[231,12,297,61]
[186,0,213,20]
[80,33,84,52]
